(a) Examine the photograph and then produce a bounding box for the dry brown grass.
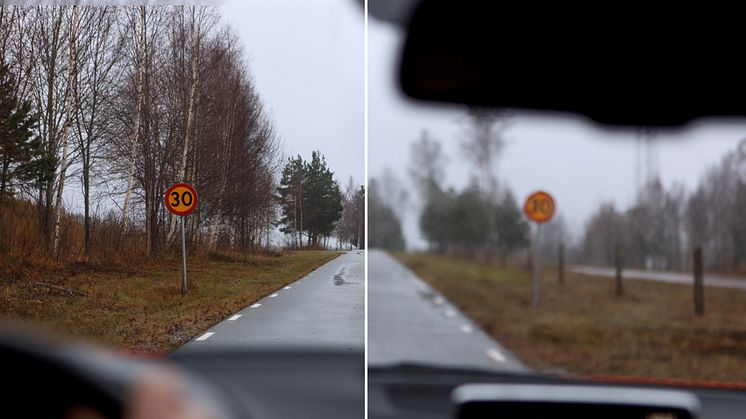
[0,250,342,354]
[395,252,746,384]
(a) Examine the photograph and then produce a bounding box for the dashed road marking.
[284,286,291,290]
[228,314,241,321]
[250,303,261,308]
[434,296,445,305]
[460,324,473,333]
[486,348,506,363]
[196,332,214,341]
[444,309,455,318]
[269,293,279,298]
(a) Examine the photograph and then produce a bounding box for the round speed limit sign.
[165,183,198,216]
[523,191,555,224]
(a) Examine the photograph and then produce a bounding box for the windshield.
[368,18,746,386]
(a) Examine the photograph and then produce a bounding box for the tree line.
[0,5,283,262]
[371,109,534,263]
[580,140,746,271]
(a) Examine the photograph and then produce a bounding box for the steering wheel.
[0,329,137,418]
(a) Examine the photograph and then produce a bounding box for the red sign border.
[165,183,198,216]
[523,190,556,224]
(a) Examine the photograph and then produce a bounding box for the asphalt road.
[368,250,526,372]
[571,266,746,291]
[176,251,364,353]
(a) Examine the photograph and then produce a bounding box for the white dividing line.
[283,286,292,290]
[486,348,507,363]
[250,303,261,308]
[460,324,473,333]
[269,293,279,298]
[434,296,445,306]
[228,314,242,321]
[444,309,455,318]
[196,332,214,341]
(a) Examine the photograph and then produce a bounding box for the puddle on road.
[334,267,356,286]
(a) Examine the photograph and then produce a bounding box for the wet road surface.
[368,250,526,372]
[176,251,364,353]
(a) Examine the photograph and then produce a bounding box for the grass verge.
[394,252,746,384]
[0,251,342,354]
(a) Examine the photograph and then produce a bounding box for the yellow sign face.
[523,191,555,224]
[165,183,198,216]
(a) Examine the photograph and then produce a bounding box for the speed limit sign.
[524,190,556,309]
[165,183,198,216]
[165,183,197,294]
[523,191,555,224]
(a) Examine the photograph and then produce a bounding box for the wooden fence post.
[558,242,565,285]
[693,246,704,316]
[615,245,623,296]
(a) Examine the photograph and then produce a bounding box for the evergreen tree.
[0,62,47,209]
[277,151,342,248]
[302,151,342,247]
[277,155,305,247]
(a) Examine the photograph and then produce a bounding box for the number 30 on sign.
[165,183,198,216]
[523,191,555,224]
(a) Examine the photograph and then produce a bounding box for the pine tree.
[277,151,342,248]
[302,151,342,247]
[277,155,305,247]
[0,62,46,209]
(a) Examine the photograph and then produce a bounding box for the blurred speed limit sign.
[523,191,555,224]
[165,183,198,216]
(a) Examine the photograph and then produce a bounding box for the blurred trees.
[684,147,746,269]
[411,113,530,260]
[581,179,686,270]
[368,177,405,250]
[418,182,529,259]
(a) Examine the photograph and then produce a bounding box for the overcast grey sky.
[368,19,746,249]
[222,0,364,185]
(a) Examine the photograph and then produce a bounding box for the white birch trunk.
[168,6,199,242]
[208,96,237,249]
[52,5,78,255]
[122,6,146,226]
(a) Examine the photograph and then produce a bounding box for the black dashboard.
[368,365,746,419]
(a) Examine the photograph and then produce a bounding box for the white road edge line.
[250,303,261,308]
[486,348,506,363]
[196,332,214,341]
[228,314,241,321]
[460,324,473,333]
[269,293,279,298]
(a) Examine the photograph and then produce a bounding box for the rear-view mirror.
[400,2,746,126]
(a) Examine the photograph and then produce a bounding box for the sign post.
[165,183,198,294]
[523,191,556,308]
[180,215,187,293]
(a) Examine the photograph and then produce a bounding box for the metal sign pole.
[532,223,542,308]
[180,215,187,294]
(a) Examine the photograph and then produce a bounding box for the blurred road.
[368,250,526,372]
[176,251,364,353]
[571,266,746,290]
